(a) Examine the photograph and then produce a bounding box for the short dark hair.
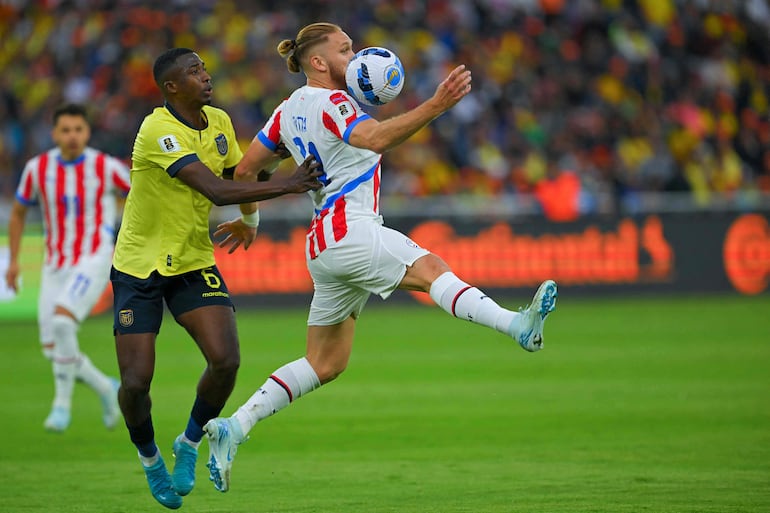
[153,48,195,86]
[53,104,88,125]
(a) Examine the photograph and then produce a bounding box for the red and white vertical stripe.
[15,147,130,269]
[307,196,349,260]
[306,162,382,260]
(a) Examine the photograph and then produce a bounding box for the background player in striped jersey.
[204,22,558,493]
[5,103,128,433]
[110,48,322,509]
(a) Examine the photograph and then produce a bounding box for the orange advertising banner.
[723,214,770,295]
[9,212,766,321]
[212,213,769,301]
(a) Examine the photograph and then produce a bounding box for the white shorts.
[38,249,113,342]
[306,219,430,326]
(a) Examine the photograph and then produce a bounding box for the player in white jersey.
[204,23,558,492]
[5,104,129,432]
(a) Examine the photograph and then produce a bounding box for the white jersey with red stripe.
[257,86,381,258]
[15,146,131,269]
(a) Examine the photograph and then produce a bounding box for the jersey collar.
[164,102,209,130]
[56,152,86,165]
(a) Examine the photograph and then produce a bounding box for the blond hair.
[277,22,342,73]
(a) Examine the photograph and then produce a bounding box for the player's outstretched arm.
[348,64,472,154]
[175,157,322,207]
[216,143,292,253]
[212,154,323,253]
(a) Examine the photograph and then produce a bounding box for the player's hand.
[214,218,258,253]
[432,64,472,110]
[274,142,292,160]
[257,144,292,181]
[4,261,19,293]
[284,155,324,193]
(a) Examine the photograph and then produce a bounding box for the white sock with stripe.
[233,357,320,435]
[429,272,520,335]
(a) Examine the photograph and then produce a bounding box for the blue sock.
[185,396,222,443]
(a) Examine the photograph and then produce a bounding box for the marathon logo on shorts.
[119,309,134,327]
[201,291,230,298]
[158,134,181,153]
[215,133,228,155]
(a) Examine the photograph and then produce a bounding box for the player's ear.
[309,54,327,73]
[164,80,177,94]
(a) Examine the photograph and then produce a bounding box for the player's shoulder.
[135,107,173,140]
[327,88,356,104]
[301,86,356,106]
[83,146,107,159]
[23,148,57,170]
[322,89,369,123]
[84,147,128,169]
[202,105,234,126]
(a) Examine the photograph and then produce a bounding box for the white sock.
[51,315,79,410]
[75,354,113,397]
[233,357,320,435]
[138,450,160,467]
[180,433,201,450]
[429,272,518,335]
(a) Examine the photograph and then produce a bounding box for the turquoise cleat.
[142,456,182,509]
[171,435,198,496]
[203,417,245,493]
[512,279,558,352]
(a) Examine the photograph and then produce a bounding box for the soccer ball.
[345,47,405,106]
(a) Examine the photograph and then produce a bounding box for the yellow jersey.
[113,104,243,278]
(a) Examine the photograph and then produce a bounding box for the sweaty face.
[168,52,213,105]
[52,114,90,161]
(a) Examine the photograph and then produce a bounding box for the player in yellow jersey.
[111,47,322,510]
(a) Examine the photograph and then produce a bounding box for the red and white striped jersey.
[15,147,131,269]
[257,86,381,259]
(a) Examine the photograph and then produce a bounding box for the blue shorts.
[111,266,234,334]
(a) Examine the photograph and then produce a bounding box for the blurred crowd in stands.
[1,0,769,219]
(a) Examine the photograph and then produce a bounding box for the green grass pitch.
[1,293,768,512]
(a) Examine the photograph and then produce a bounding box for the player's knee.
[51,314,79,357]
[403,253,451,292]
[209,352,240,381]
[119,374,151,400]
[314,361,348,384]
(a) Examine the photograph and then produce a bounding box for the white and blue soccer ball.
[345,47,405,107]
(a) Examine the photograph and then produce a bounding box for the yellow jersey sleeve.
[113,105,243,278]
